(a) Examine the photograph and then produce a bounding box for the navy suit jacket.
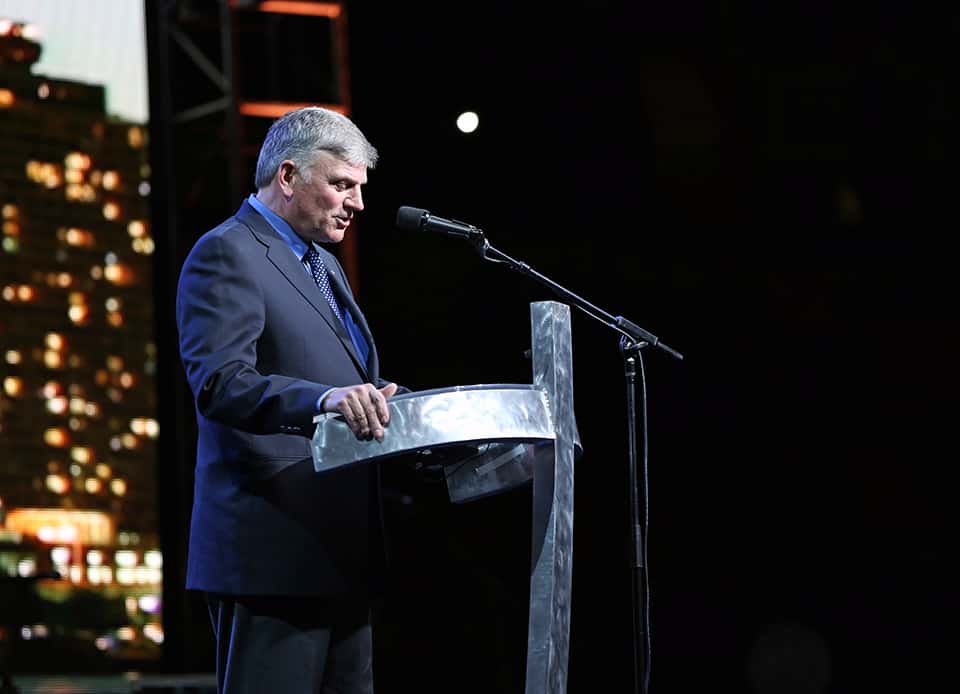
[176,200,393,597]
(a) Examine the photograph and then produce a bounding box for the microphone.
[395,206,485,241]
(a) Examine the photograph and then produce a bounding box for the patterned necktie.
[304,246,343,321]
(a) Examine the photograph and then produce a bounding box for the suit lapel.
[236,202,369,378]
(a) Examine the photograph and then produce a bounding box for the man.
[176,106,401,693]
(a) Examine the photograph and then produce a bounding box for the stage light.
[456,111,480,133]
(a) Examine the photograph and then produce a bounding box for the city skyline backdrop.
[1,6,162,669]
[0,0,148,123]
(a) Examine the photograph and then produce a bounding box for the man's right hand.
[322,382,399,441]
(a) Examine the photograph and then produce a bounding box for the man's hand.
[323,382,399,441]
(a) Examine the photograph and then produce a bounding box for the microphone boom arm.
[469,234,683,360]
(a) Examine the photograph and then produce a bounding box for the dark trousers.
[206,593,374,694]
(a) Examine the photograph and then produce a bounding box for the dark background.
[154,2,958,693]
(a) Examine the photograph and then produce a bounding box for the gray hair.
[254,106,378,189]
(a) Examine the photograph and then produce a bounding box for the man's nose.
[346,188,364,211]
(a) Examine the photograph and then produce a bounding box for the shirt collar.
[247,193,315,261]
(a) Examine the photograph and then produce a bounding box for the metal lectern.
[312,301,579,694]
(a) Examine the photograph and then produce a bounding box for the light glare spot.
[456,111,479,134]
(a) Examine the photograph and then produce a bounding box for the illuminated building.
[0,17,161,662]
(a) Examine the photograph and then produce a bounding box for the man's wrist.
[316,387,337,413]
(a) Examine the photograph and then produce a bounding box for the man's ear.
[277,160,297,197]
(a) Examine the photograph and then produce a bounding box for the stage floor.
[3,673,217,693]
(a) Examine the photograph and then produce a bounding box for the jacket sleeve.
[176,228,326,436]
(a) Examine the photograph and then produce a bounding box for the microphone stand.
[466,232,683,694]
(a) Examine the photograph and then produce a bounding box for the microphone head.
[396,206,428,232]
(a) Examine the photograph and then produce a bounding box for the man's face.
[287,150,367,244]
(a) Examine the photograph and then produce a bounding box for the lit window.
[128,127,144,148]
[68,304,90,325]
[44,350,63,369]
[115,550,137,568]
[64,152,92,170]
[43,428,70,447]
[143,623,164,644]
[46,396,68,415]
[102,201,121,220]
[104,263,134,285]
[3,376,23,397]
[102,171,120,190]
[70,447,92,464]
[64,228,95,247]
[45,474,70,494]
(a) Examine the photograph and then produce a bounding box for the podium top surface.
[311,383,555,472]
[386,383,539,400]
